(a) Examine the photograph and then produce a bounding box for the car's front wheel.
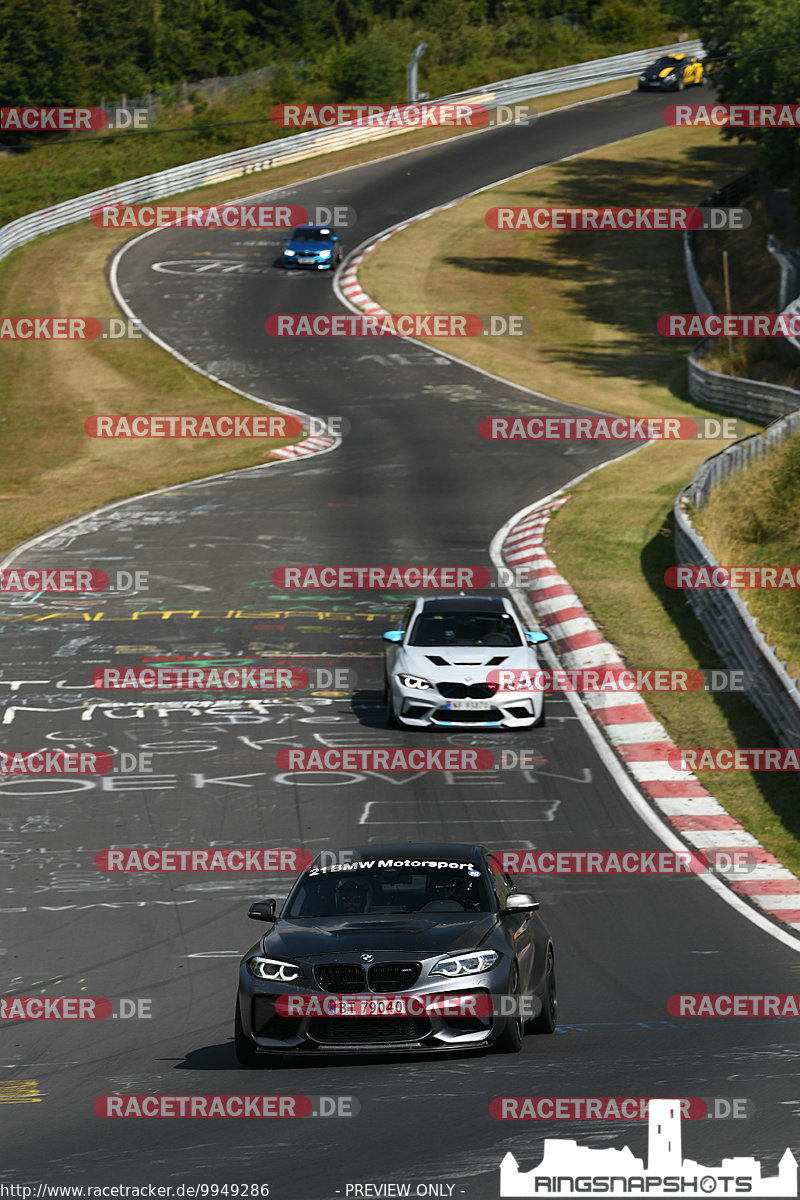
[527,945,557,1035]
[494,966,524,1053]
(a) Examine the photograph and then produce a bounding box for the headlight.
[246,956,304,982]
[283,249,296,257]
[431,950,499,977]
[398,675,432,690]
[318,249,332,258]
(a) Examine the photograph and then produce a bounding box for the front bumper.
[637,77,682,90]
[281,254,336,270]
[237,961,518,1057]
[390,680,543,728]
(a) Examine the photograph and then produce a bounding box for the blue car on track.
[279,224,343,269]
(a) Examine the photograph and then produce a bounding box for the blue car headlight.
[317,249,332,259]
[398,675,432,690]
[246,956,304,982]
[431,950,499,978]
[283,248,296,257]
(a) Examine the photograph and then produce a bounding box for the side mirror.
[248,899,276,922]
[332,234,340,242]
[526,631,548,645]
[504,892,540,912]
[382,630,403,644]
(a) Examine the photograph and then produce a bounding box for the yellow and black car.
[637,53,704,91]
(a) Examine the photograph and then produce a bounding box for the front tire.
[528,946,557,1035]
[494,966,524,1053]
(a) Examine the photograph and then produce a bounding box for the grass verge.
[692,431,800,682]
[357,122,800,876]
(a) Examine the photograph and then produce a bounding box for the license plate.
[298,257,316,264]
[327,997,406,1016]
[445,699,493,710]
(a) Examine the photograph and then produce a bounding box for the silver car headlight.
[246,956,304,982]
[398,674,432,690]
[431,950,499,977]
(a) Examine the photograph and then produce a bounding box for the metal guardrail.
[677,176,800,746]
[682,171,800,418]
[674,411,800,747]
[0,40,701,266]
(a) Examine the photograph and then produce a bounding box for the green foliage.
[327,26,411,100]
[693,0,800,205]
[588,0,670,44]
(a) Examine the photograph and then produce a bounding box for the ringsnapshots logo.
[485,206,750,231]
[0,107,149,131]
[499,1098,797,1197]
[265,314,530,337]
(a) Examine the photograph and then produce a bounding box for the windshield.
[291,228,332,242]
[408,610,522,647]
[283,858,493,917]
[652,57,681,69]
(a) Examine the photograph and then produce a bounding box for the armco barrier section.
[0,40,700,266]
[674,410,800,747]
[683,171,800,420]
